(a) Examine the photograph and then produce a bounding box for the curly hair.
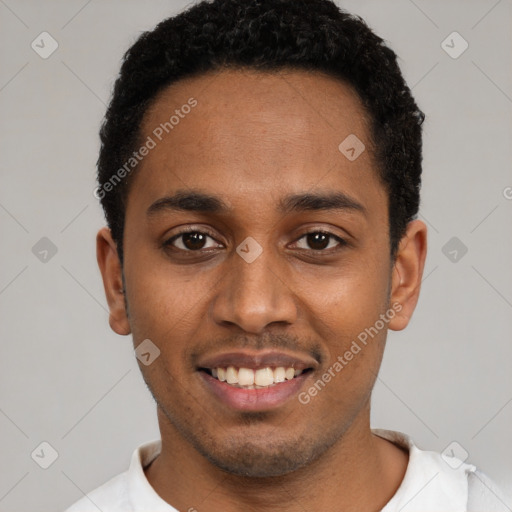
[96,0,424,262]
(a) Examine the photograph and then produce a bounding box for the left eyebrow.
[146,189,366,217]
[277,191,366,216]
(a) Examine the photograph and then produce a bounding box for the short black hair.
[96,0,424,263]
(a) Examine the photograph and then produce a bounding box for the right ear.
[96,227,131,335]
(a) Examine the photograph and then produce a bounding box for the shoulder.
[63,439,163,512]
[63,471,130,512]
[374,429,510,512]
[467,469,511,512]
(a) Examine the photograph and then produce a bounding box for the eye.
[163,229,347,254]
[164,230,222,251]
[293,231,347,251]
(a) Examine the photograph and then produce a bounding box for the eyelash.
[163,228,347,254]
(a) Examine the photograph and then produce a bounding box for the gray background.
[0,0,511,510]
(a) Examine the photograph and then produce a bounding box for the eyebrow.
[147,189,366,217]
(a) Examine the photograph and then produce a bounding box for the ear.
[388,220,427,331]
[96,227,131,336]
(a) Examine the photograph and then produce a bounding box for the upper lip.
[197,349,319,371]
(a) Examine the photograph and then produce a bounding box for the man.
[65,0,507,510]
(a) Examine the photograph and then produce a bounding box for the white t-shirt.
[64,429,509,511]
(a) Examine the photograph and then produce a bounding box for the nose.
[211,243,298,333]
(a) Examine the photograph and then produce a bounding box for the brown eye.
[295,231,346,251]
[306,232,329,250]
[181,232,207,250]
[165,231,220,251]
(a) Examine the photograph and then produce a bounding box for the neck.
[144,404,408,512]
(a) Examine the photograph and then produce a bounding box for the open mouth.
[200,366,313,390]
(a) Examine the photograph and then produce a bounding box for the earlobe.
[388,220,427,332]
[96,227,131,336]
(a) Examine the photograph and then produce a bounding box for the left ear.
[388,219,427,331]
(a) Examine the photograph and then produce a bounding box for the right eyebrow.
[147,190,233,217]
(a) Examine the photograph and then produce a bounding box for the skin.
[97,68,427,512]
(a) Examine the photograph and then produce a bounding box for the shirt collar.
[125,430,474,511]
[127,438,177,511]
[374,429,473,511]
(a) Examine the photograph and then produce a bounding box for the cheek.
[299,280,388,417]
[299,255,391,385]
[123,249,211,349]
[303,256,391,333]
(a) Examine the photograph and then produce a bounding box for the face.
[97,68,426,477]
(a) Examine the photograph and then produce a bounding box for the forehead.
[127,68,384,218]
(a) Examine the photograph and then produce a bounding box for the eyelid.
[164,226,223,249]
[291,229,348,250]
[163,226,348,253]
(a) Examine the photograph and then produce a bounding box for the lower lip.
[199,371,310,412]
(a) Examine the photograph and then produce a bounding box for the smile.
[196,350,318,411]
[204,366,307,389]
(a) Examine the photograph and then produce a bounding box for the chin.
[204,444,312,477]
[194,430,335,478]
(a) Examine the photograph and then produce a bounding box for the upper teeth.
[211,366,303,388]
